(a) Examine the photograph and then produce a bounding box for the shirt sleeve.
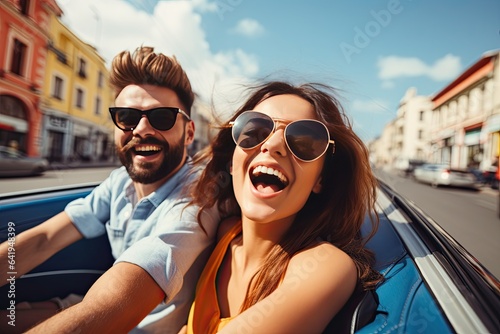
[115,203,219,302]
[65,169,120,238]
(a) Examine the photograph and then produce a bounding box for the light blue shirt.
[65,160,219,333]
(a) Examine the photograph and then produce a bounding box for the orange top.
[187,221,242,334]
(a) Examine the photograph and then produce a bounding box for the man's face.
[113,84,194,184]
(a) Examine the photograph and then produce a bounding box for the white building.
[370,50,500,174]
[430,50,500,170]
[189,98,216,156]
[370,87,432,172]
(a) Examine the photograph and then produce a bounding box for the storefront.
[485,114,500,158]
[41,107,114,163]
[41,111,72,162]
[0,95,28,153]
[464,125,482,169]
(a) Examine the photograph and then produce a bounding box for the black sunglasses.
[109,107,190,131]
[230,111,335,162]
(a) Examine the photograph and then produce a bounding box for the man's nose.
[132,115,155,136]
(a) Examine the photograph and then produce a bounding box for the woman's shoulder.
[292,241,349,258]
[287,242,356,278]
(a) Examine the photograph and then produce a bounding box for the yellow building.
[40,12,114,163]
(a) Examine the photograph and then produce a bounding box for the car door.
[0,150,22,175]
[3,150,31,175]
[421,164,432,183]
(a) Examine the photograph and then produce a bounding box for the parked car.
[395,158,427,177]
[405,159,427,177]
[413,163,479,189]
[0,146,49,177]
[0,181,498,333]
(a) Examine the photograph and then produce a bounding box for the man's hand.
[27,262,165,333]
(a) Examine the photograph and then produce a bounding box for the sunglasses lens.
[231,111,331,162]
[112,108,179,131]
[232,112,274,149]
[149,108,177,131]
[286,121,329,161]
[115,109,141,130]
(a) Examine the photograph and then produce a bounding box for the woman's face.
[232,94,325,226]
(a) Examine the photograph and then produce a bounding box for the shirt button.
[123,210,131,219]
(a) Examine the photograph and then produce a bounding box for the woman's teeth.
[252,166,288,185]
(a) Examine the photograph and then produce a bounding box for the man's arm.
[27,262,165,333]
[0,212,83,285]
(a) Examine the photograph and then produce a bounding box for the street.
[376,169,500,280]
[1,166,499,279]
[0,167,117,194]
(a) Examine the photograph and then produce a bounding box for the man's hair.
[109,46,194,114]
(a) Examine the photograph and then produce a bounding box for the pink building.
[0,0,62,156]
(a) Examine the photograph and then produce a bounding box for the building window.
[20,0,30,15]
[10,39,27,76]
[0,95,28,120]
[418,130,423,140]
[95,97,101,115]
[53,76,64,100]
[76,88,84,108]
[78,58,87,78]
[419,111,424,121]
[98,71,104,88]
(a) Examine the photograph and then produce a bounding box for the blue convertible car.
[0,181,499,333]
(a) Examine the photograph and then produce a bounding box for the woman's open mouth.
[250,166,289,194]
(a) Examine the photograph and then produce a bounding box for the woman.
[186,81,382,333]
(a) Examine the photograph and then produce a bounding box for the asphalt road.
[0,167,117,194]
[376,169,500,280]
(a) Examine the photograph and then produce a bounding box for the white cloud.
[377,54,462,81]
[190,0,218,12]
[57,0,259,109]
[231,18,265,37]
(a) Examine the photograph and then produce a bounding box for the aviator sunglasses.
[230,111,336,162]
[109,107,190,131]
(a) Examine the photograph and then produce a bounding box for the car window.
[0,150,19,159]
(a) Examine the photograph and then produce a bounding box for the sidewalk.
[479,185,499,196]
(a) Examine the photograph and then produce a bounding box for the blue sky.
[57,0,500,142]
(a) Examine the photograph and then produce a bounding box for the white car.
[413,163,478,189]
[0,146,49,177]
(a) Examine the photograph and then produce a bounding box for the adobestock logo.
[340,0,406,64]
[216,0,244,20]
[231,246,332,333]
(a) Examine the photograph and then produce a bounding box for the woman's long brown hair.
[190,81,383,312]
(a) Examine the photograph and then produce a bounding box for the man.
[0,46,219,333]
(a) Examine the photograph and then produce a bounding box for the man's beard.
[117,134,186,184]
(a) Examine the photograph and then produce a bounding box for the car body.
[395,158,427,177]
[405,159,427,177]
[0,146,49,177]
[1,182,499,333]
[414,163,479,189]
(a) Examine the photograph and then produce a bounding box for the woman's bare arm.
[219,242,357,334]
